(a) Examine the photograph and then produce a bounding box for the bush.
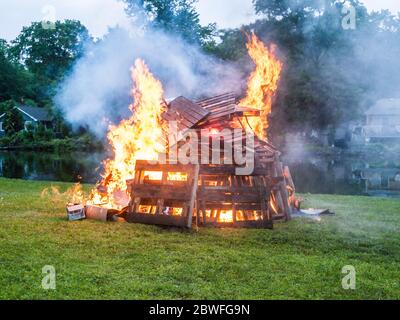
[0,126,103,152]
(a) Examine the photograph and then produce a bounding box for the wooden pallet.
[126,161,199,228]
[196,168,276,229]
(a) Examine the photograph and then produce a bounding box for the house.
[364,99,400,142]
[0,105,54,135]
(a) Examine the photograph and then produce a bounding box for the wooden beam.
[187,164,199,228]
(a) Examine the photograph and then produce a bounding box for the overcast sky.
[0,0,399,41]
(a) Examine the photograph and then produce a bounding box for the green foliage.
[208,29,247,60]
[3,108,24,135]
[10,20,91,83]
[124,0,216,46]
[0,128,102,152]
[0,39,8,55]
[0,99,16,114]
[0,41,35,103]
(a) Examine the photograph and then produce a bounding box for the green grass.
[0,177,399,300]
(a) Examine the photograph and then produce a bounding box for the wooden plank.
[197,92,236,107]
[276,161,292,220]
[206,105,236,119]
[164,111,194,129]
[284,166,295,191]
[126,213,187,227]
[201,220,272,229]
[197,92,236,103]
[132,189,191,201]
[187,164,199,228]
[135,160,195,173]
[185,103,210,118]
[199,165,270,176]
[176,110,199,125]
[203,100,236,111]
[166,96,210,130]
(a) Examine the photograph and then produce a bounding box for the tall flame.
[240,32,282,140]
[89,59,167,209]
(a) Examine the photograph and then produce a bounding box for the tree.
[209,29,247,60]
[3,107,24,135]
[10,20,91,82]
[124,0,216,46]
[0,39,8,56]
[0,40,35,103]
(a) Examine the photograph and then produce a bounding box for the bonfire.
[67,33,296,229]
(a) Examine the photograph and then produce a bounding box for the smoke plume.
[56,25,245,136]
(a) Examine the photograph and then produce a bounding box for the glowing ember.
[167,172,188,182]
[144,171,163,181]
[240,32,282,140]
[219,210,233,223]
[88,59,167,209]
[210,128,219,135]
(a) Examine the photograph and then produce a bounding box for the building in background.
[0,105,54,136]
[364,99,400,143]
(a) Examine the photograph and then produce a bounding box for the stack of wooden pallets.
[127,92,295,229]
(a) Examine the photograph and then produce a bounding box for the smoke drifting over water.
[56,26,244,136]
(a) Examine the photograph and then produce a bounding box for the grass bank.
[0,178,399,299]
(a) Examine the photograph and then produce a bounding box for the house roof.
[17,106,53,121]
[0,106,53,122]
[366,99,400,116]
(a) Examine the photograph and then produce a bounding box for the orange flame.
[167,172,188,182]
[88,59,167,209]
[219,210,233,223]
[240,32,282,140]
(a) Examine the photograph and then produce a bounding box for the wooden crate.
[126,161,199,228]
[196,171,274,229]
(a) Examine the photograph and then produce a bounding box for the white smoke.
[56,25,245,136]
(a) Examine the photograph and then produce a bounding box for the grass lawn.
[0,177,399,300]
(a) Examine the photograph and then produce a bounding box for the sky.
[0,0,399,41]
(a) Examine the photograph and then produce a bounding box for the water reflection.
[284,156,400,198]
[0,151,106,183]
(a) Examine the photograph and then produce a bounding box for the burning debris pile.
[67,33,299,229]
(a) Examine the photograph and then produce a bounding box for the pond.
[0,150,399,198]
[283,155,400,199]
[0,151,107,184]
